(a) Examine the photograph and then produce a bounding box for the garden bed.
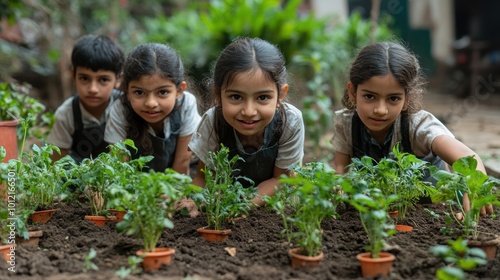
[2,201,499,280]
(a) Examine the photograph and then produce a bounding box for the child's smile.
[221,68,280,144]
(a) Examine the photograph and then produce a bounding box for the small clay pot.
[356,252,395,278]
[468,234,500,260]
[84,215,117,226]
[16,230,43,247]
[197,227,231,242]
[30,209,58,224]
[136,247,175,272]
[288,248,324,268]
[388,210,399,218]
[109,209,126,222]
[0,243,16,263]
[395,224,414,232]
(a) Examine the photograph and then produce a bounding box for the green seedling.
[190,144,256,231]
[83,248,99,272]
[430,238,487,280]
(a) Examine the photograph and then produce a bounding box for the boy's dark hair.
[71,34,124,77]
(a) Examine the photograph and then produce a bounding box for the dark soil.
[1,200,500,280]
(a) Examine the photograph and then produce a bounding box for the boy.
[47,34,124,162]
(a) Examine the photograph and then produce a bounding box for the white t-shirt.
[47,94,117,149]
[104,91,201,143]
[330,108,455,159]
[189,103,304,170]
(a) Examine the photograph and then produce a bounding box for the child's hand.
[456,193,494,221]
[175,196,199,218]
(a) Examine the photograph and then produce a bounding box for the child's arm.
[50,148,69,162]
[431,134,493,215]
[191,161,206,187]
[171,135,193,175]
[332,151,351,175]
[252,166,292,207]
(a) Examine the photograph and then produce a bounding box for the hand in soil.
[175,196,200,218]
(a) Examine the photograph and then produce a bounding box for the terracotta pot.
[0,119,19,201]
[468,234,500,260]
[0,119,19,162]
[288,247,324,268]
[109,209,126,222]
[30,209,58,224]
[136,247,175,272]
[197,226,231,242]
[16,230,43,247]
[356,252,395,277]
[84,215,117,226]
[388,210,398,218]
[0,243,16,263]
[395,224,413,232]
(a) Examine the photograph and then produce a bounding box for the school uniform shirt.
[104,91,201,148]
[189,102,305,174]
[47,92,118,158]
[330,108,455,168]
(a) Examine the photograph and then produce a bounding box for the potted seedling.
[431,155,500,259]
[66,140,149,226]
[0,82,52,161]
[110,169,197,272]
[346,144,435,230]
[14,143,69,224]
[190,144,256,242]
[264,162,343,268]
[344,183,398,278]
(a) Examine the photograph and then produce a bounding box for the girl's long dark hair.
[207,37,288,142]
[120,43,185,153]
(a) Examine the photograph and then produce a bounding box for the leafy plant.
[66,139,151,216]
[14,143,68,211]
[111,170,196,252]
[269,162,343,257]
[190,144,256,231]
[115,255,143,279]
[0,82,54,151]
[346,144,435,221]
[430,156,500,240]
[82,248,99,272]
[429,238,487,280]
[345,186,397,258]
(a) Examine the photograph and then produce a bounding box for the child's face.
[348,74,406,142]
[127,74,185,132]
[220,68,287,145]
[73,67,118,111]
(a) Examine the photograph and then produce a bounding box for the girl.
[330,41,492,215]
[189,37,305,207]
[105,43,201,174]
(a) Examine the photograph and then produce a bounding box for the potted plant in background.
[0,82,53,161]
[264,162,344,268]
[110,169,197,272]
[344,184,398,278]
[190,145,256,242]
[431,155,500,259]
